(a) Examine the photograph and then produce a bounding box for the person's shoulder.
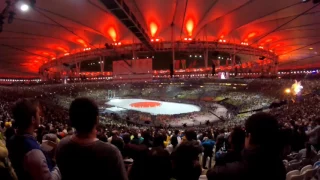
[207,161,245,180]
[94,140,121,155]
[57,135,72,148]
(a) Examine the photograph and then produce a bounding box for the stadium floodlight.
[21,4,29,11]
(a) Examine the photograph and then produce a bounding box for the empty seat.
[303,168,317,180]
[199,175,207,180]
[286,170,300,180]
[301,165,312,174]
[290,174,304,180]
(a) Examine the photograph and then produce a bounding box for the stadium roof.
[0,0,319,77]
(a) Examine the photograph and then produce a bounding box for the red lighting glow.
[77,39,87,47]
[130,102,161,108]
[186,19,194,36]
[265,38,273,43]
[64,53,70,56]
[57,47,68,53]
[150,22,158,37]
[155,38,159,42]
[248,32,257,38]
[108,27,117,41]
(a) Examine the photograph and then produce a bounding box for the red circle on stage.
[130,102,161,108]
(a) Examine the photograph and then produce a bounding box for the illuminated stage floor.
[106,98,201,115]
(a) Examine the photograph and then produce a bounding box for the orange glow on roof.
[77,39,88,47]
[265,38,273,43]
[57,47,68,53]
[108,27,117,42]
[248,32,257,38]
[149,22,158,37]
[186,19,194,36]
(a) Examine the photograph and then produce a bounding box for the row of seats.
[284,152,320,172]
[286,162,320,180]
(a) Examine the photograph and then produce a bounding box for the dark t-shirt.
[56,136,127,180]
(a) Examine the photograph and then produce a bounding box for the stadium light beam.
[108,27,117,42]
[186,19,194,36]
[150,22,158,37]
[21,4,29,11]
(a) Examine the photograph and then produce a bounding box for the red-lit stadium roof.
[0,0,319,77]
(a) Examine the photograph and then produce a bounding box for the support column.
[274,57,279,75]
[58,59,63,79]
[204,25,208,68]
[171,24,175,67]
[100,56,105,72]
[76,62,81,76]
[232,44,236,70]
[204,49,208,68]
[132,36,137,59]
[226,57,228,67]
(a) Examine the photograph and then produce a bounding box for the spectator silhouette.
[207,113,286,180]
[56,98,127,180]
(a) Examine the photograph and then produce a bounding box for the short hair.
[12,99,38,130]
[245,113,279,147]
[153,133,164,147]
[69,98,99,134]
[185,129,197,141]
[174,130,180,135]
[171,135,178,147]
[172,141,202,180]
[230,127,245,152]
[122,133,131,144]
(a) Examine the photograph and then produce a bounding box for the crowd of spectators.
[1,78,320,180]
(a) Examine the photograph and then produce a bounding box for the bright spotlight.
[21,4,29,11]
[291,80,303,95]
[284,88,291,94]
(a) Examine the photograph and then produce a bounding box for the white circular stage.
[106,98,229,127]
[106,98,201,115]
